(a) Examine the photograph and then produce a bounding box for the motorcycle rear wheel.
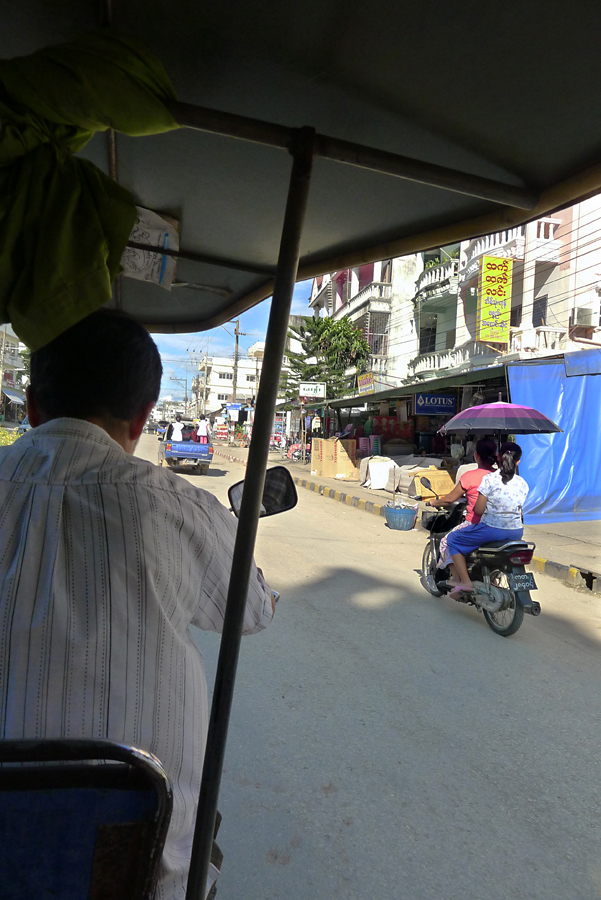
[483,569,524,637]
[421,543,444,597]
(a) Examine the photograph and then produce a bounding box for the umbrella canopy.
[438,402,563,435]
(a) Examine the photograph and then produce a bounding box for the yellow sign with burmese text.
[477,256,513,343]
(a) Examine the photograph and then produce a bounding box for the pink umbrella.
[438,401,562,435]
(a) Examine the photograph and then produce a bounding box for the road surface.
[138,435,601,899]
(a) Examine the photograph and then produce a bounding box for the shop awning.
[3,388,25,404]
[328,365,506,408]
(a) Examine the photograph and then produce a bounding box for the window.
[533,295,547,328]
[218,372,233,380]
[419,314,437,354]
[217,393,229,401]
[510,304,523,328]
[419,325,437,354]
[445,329,456,349]
[246,374,256,382]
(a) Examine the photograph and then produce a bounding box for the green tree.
[281,316,371,403]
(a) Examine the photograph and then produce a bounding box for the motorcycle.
[419,476,540,637]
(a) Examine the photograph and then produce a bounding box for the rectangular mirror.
[228,466,298,518]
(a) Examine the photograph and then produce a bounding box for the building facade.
[308,195,601,389]
[195,343,265,415]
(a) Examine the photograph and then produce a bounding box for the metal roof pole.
[185,125,316,900]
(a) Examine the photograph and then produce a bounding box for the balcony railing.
[407,340,498,376]
[414,260,459,300]
[461,226,526,282]
[407,327,569,377]
[333,281,392,321]
[510,327,567,353]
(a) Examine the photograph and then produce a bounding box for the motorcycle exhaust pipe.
[526,600,541,616]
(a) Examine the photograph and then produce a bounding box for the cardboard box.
[408,466,455,500]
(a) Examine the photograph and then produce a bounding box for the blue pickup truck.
[158,439,214,475]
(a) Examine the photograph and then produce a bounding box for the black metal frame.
[0,738,173,900]
[185,126,316,899]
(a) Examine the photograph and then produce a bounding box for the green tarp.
[0,29,180,349]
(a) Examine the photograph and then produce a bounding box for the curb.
[215,448,599,594]
[214,449,248,467]
[292,476,387,518]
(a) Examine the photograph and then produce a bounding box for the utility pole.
[231,319,247,403]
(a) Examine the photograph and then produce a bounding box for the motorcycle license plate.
[509,571,537,592]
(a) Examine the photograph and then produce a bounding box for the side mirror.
[228,466,298,518]
[420,476,432,491]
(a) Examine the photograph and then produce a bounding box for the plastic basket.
[385,505,416,531]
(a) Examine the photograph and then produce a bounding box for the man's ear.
[26,385,43,428]
[129,402,155,442]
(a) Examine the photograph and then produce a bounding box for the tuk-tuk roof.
[4,1,601,334]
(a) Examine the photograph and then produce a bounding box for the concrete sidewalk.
[213,445,601,593]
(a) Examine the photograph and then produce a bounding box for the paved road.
[138,434,601,899]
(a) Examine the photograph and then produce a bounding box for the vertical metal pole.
[185,126,315,900]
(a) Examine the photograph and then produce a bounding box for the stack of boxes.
[311,437,359,480]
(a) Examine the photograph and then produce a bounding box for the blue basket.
[384,505,416,531]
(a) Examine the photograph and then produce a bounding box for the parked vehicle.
[420,477,540,637]
[16,416,31,434]
[158,439,213,475]
[287,442,310,462]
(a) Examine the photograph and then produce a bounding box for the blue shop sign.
[413,392,457,416]
[226,402,242,411]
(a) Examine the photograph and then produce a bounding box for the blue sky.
[155,279,312,401]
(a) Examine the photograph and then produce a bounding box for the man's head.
[28,309,163,452]
[176,414,182,422]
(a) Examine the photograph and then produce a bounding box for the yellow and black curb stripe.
[530,556,600,593]
[291,476,387,518]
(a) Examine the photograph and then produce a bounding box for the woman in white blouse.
[446,442,529,599]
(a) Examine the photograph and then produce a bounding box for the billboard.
[299,382,326,398]
[477,256,513,344]
[357,372,374,395]
[413,392,457,416]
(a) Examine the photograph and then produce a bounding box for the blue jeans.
[446,522,523,557]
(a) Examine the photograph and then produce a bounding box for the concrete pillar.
[521,222,538,330]
[455,289,470,346]
[373,260,382,282]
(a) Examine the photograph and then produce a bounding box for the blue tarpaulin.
[508,352,601,524]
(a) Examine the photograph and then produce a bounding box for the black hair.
[498,441,522,484]
[200,415,206,420]
[475,438,497,470]
[30,308,162,422]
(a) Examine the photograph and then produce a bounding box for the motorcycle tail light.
[509,550,534,564]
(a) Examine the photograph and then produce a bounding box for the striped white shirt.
[0,418,273,898]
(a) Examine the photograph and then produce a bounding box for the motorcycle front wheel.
[483,569,524,637]
[421,543,444,597]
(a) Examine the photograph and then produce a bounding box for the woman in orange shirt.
[426,438,497,587]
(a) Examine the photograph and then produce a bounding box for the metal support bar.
[125,240,276,276]
[168,100,537,210]
[184,125,316,900]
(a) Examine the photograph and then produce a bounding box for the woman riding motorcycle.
[446,442,529,599]
[425,438,497,587]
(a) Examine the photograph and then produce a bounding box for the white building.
[195,351,263,415]
[0,324,26,420]
[307,195,601,392]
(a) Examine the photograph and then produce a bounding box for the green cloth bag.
[0,29,180,349]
